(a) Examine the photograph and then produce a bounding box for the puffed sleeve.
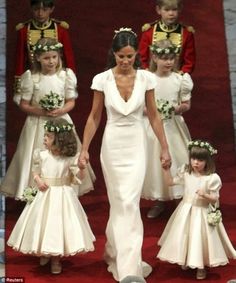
[32,148,42,175]
[173,164,188,185]
[69,152,82,185]
[65,68,78,100]
[207,173,222,198]
[91,72,105,92]
[20,70,34,101]
[144,70,157,90]
[180,73,193,102]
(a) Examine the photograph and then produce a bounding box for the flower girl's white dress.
[157,166,236,268]
[0,69,95,199]
[142,72,193,200]
[7,149,95,256]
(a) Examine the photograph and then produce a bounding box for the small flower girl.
[157,140,236,280]
[7,118,95,274]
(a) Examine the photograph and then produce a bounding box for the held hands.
[78,150,89,170]
[77,158,87,180]
[160,149,172,169]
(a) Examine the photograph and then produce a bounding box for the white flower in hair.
[188,140,218,155]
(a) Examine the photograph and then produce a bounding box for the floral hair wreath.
[44,121,74,133]
[188,140,218,156]
[33,42,63,53]
[150,44,180,55]
[113,27,137,38]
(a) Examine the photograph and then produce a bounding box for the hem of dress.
[7,244,95,257]
[157,256,229,269]
[141,195,183,201]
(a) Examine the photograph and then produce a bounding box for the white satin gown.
[91,69,157,281]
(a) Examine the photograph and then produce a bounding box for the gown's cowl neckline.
[111,69,137,103]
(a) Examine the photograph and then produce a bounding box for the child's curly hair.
[45,118,77,157]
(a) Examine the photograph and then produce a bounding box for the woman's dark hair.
[46,118,77,157]
[31,0,54,8]
[187,146,216,175]
[106,30,141,69]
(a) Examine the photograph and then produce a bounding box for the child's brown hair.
[44,118,77,157]
[187,145,216,175]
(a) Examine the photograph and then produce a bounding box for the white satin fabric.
[7,149,95,256]
[91,69,157,281]
[142,72,193,200]
[0,69,95,199]
[157,167,236,268]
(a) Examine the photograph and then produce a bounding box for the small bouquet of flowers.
[207,203,222,226]
[22,186,38,203]
[156,99,174,120]
[39,91,63,111]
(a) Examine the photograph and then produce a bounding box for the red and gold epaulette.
[186,25,195,33]
[15,20,31,31]
[52,18,69,29]
[142,20,158,32]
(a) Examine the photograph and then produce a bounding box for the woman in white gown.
[0,38,95,200]
[78,28,171,282]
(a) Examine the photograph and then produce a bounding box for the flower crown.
[33,42,63,53]
[188,140,218,155]
[113,27,137,38]
[150,44,180,56]
[44,121,74,133]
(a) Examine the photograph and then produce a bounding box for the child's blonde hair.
[156,0,183,9]
[149,39,178,72]
[32,37,63,73]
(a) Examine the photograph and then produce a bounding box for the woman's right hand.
[160,149,172,169]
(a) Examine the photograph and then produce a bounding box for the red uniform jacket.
[15,19,76,77]
[139,21,196,73]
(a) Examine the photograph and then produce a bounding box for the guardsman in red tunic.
[139,0,196,74]
[14,0,76,104]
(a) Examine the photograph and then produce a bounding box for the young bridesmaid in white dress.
[78,28,171,282]
[7,118,95,274]
[157,140,236,280]
[0,37,95,200]
[142,39,193,218]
